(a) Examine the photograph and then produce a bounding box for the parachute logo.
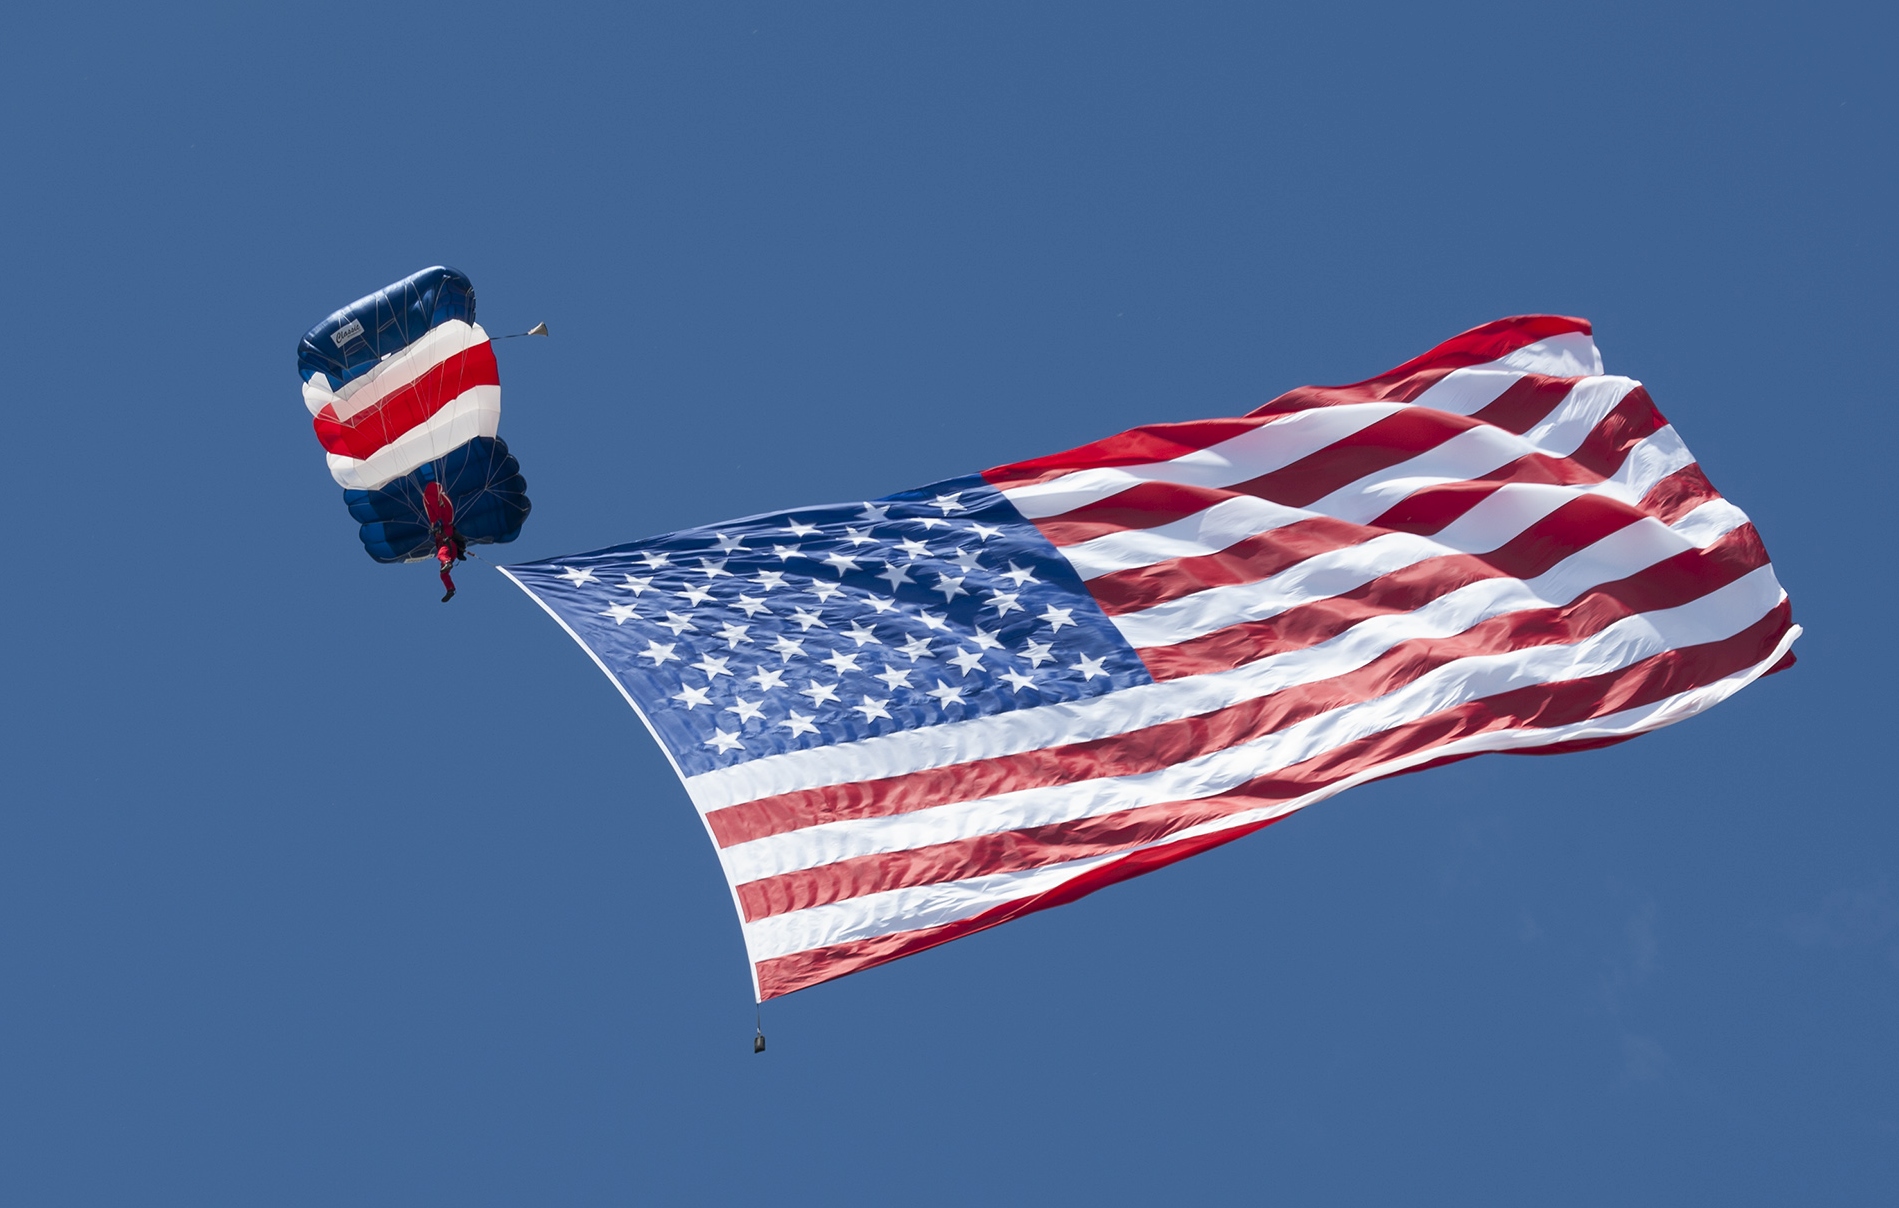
[330,317,364,348]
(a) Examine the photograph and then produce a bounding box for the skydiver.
[423,481,466,602]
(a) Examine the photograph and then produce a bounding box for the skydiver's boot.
[440,566,457,603]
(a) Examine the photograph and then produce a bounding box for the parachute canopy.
[297,267,530,562]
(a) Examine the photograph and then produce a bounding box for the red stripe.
[1134,493,1658,681]
[709,526,1770,852]
[754,596,1787,999]
[982,316,1591,494]
[1638,464,1722,525]
[312,340,498,462]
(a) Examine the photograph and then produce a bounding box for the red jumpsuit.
[424,482,465,601]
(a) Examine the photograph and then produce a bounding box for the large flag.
[503,316,1798,1000]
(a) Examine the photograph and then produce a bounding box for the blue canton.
[505,475,1154,777]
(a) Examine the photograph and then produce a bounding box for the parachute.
[297,266,531,563]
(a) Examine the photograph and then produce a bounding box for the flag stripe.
[313,339,500,461]
[749,614,1792,997]
[707,523,1770,851]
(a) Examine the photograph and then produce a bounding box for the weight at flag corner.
[502,314,1799,1001]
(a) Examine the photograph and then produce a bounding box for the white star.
[950,547,984,572]
[732,594,772,618]
[822,551,862,575]
[659,611,695,635]
[619,574,654,595]
[704,729,743,754]
[601,602,640,625]
[639,551,671,569]
[821,650,862,674]
[749,666,787,692]
[715,622,752,648]
[640,640,679,666]
[809,580,844,603]
[697,558,732,579]
[931,573,968,601]
[842,526,877,546]
[1073,653,1108,681]
[851,696,892,722]
[784,519,820,537]
[948,647,986,675]
[967,522,1003,542]
[771,544,801,561]
[677,583,715,607]
[672,684,711,709]
[1002,562,1039,587]
[788,607,826,631]
[873,665,914,690]
[691,654,733,680]
[844,621,882,647]
[754,569,788,591]
[771,634,807,662]
[917,610,950,631]
[896,537,932,558]
[863,594,898,614]
[780,711,819,738]
[926,681,965,707]
[1000,669,1037,693]
[916,517,951,530]
[970,626,1003,651]
[1039,605,1076,632]
[897,634,935,660]
[987,590,1023,616]
[932,492,967,514]
[1021,639,1055,667]
[876,563,914,591]
[798,680,840,707]
[559,566,597,587]
[725,697,765,724]
[858,502,891,522]
[713,532,746,553]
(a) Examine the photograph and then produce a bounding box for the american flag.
[503,315,1798,1000]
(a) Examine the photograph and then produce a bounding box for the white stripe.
[302,320,489,420]
[719,568,1786,884]
[742,619,1797,965]
[1489,331,1603,379]
[1110,426,1696,649]
[325,385,501,491]
[1001,404,1409,520]
[684,501,1753,814]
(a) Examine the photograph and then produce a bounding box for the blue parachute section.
[297,266,476,389]
[343,437,531,563]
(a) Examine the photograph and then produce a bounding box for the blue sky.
[1,3,1893,1203]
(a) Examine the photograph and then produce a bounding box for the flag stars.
[821,551,863,575]
[749,666,788,692]
[619,574,654,595]
[691,654,733,680]
[780,711,819,738]
[949,547,984,572]
[798,680,841,707]
[639,551,671,569]
[932,574,968,602]
[559,566,597,587]
[771,634,807,662]
[898,634,936,661]
[844,621,882,646]
[851,697,893,723]
[771,544,801,561]
[970,627,1003,651]
[732,594,772,618]
[754,569,788,591]
[948,648,986,676]
[601,602,640,625]
[677,583,715,607]
[672,684,711,709]
[1073,653,1108,682]
[784,519,820,537]
[1002,562,1039,587]
[821,650,863,674]
[918,611,950,631]
[1021,640,1055,667]
[788,607,826,631]
[659,611,696,635]
[859,502,891,522]
[896,537,932,559]
[931,492,967,514]
[640,640,679,666]
[704,730,744,754]
[1039,605,1076,632]
[724,698,765,724]
[842,526,878,546]
[967,522,1003,542]
[864,595,898,614]
[712,532,746,553]
[987,590,1023,616]
[809,580,844,603]
[877,563,914,591]
[715,622,752,649]
[1000,669,1037,693]
[873,665,914,691]
[926,681,965,707]
[697,558,732,579]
